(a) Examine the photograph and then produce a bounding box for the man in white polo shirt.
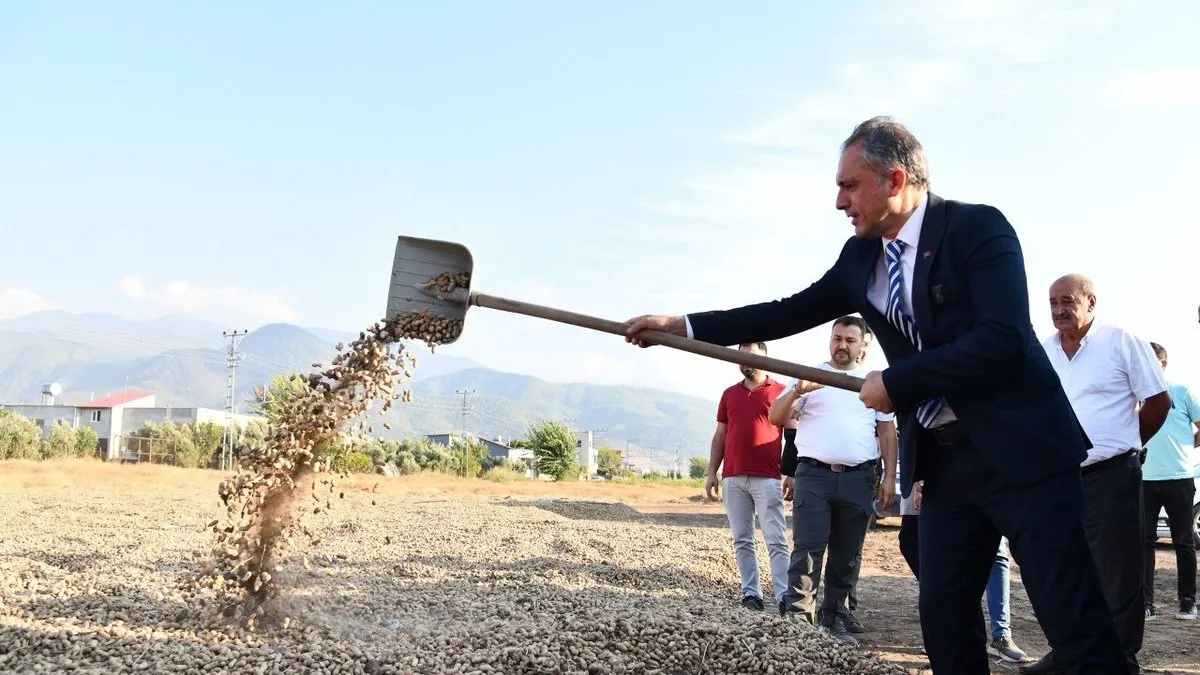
[1021,274,1172,675]
[769,315,897,647]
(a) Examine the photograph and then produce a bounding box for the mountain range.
[0,311,719,468]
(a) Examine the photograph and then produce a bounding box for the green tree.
[525,419,580,481]
[185,421,225,468]
[455,435,491,478]
[393,450,421,475]
[44,421,77,459]
[74,426,100,458]
[0,409,42,460]
[248,373,313,425]
[596,446,623,478]
[234,419,269,455]
[688,455,708,479]
[332,450,375,473]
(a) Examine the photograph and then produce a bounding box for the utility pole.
[455,389,475,436]
[221,330,249,471]
[624,436,639,468]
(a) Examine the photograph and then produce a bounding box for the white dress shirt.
[1042,317,1168,466]
[686,193,956,426]
[775,362,894,465]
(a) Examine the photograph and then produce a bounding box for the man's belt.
[1081,448,1141,476]
[797,456,876,473]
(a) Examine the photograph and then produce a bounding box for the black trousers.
[1142,478,1197,609]
[782,459,876,626]
[847,458,883,612]
[917,431,1127,675]
[899,514,920,578]
[1079,452,1145,669]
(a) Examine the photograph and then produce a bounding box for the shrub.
[0,409,41,460]
[74,427,100,458]
[43,421,77,459]
[333,450,375,474]
[482,466,528,483]
[393,450,421,476]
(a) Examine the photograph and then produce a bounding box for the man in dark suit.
[625,117,1128,674]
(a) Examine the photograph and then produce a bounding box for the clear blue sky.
[2,0,1198,399]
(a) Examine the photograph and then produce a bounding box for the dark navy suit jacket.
[687,193,1090,498]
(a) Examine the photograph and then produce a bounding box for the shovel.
[386,235,864,392]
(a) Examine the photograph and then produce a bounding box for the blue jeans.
[985,537,1011,638]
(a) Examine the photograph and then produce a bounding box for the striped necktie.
[884,240,944,428]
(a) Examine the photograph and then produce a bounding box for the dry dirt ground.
[0,460,1196,674]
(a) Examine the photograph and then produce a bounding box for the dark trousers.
[899,514,920,578]
[1142,478,1196,609]
[782,459,876,626]
[847,458,883,612]
[1079,452,1145,669]
[899,511,1008,641]
[917,432,1127,675]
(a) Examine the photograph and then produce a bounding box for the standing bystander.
[1023,274,1172,675]
[707,342,790,612]
[1141,341,1199,621]
[769,315,896,646]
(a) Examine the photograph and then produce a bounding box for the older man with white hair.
[1021,274,1172,675]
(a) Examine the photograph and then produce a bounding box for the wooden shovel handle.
[470,292,864,392]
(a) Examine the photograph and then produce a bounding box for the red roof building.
[78,391,156,409]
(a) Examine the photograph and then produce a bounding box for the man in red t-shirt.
[706,341,790,612]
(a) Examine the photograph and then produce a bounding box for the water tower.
[41,382,63,406]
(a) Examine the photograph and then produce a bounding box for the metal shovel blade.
[385,235,474,344]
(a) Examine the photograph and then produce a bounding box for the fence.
[120,436,179,466]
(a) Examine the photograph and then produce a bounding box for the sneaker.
[825,616,859,647]
[988,635,1030,663]
[1178,602,1198,620]
[741,594,764,611]
[1145,605,1157,620]
[842,611,865,634]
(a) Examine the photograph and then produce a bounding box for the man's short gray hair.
[842,116,930,189]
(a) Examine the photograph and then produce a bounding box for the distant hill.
[0,311,718,468]
[0,311,484,408]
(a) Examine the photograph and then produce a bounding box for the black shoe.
[843,611,865,633]
[1018,653,1063,675]
[1178,601,1198,620]
[741,594,764,611]
[825,616,859,647]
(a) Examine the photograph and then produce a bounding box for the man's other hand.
[913,480,924,511]
[876,474,895,511]
[783,476,794,502]
[705,473,720,501]
[859,370,894,413]
[624,315,686,348]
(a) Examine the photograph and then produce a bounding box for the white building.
[575,429,597,478]
[3,388,263,461]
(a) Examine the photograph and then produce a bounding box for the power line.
[220,330,249,471]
